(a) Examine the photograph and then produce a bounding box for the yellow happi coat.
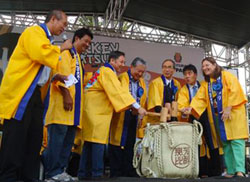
[148,77,181,110]
[178,84,191,122]
[44,50,84,128]
[72,128,84,155]
[109,72,147,146]
[82,66,136,144]
[178,82,210,157]
[41,71,93,154]
[178,82,204,121]
[147,76,181,123]
[0,25,60,120]
[190,71,248,148]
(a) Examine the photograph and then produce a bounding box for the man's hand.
[59,86,73,111]
[138,107,147,117]
[221,106,232,122]
[52,74,68,83]
[60,39,73,52]
[63,94,73,111]
[131,107,140,115]
[182,107,192,115]
[179,107,192,119]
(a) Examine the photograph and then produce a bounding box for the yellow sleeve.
[224,72,247,107]
[23,26,60,69]
[100,68,135,113]
[148,80,162,110]
[177,86,190,110]
[84,72,93,87]
[190,83,208,118]
[118,73,130,91]
[71,55,77,76]
[174,79,182,100]
[52,51,73,89]
[177,86,190,122]
[118,73,147,109]
[140,79,147,109]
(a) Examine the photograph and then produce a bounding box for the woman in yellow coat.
[186,57,248,178]
[78,51,147,179]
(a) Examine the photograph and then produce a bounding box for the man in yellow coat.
[109,57,147,177]
[178,64,223,177]
[148,59,181,122]
[0,10,72,182]
[42,28,93,182]
[78,51,147,180]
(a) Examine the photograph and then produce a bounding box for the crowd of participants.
[0,9,248,182]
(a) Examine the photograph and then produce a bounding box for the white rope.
[155,125,163,176]
[133,139,142,169]
[194,120,203,145]
[191,120,203,177]
[162,123,175,148]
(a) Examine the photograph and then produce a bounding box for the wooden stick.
[164,103,171,120]
[160,107,168,122]
[146,112,161,117]
[171,101,178,117]
[146,109,170,122]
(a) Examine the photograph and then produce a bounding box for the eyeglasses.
[162,66,174,69]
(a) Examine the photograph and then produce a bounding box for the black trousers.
[66,152,81,177]
[109,111,138,177]
[0,86,44,182]
[198,110,223,177]
[208,148,223,176]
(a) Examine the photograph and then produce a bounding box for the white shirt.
[188,82,199,99]
[165,78,172,87]
[37,25,53,86]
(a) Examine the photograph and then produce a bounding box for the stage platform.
[70,176,249,182]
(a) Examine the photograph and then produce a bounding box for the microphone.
[62,34,68,42]
[62,34,74,58]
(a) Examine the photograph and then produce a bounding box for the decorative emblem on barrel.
[171,143,191,169]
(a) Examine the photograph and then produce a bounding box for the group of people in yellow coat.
[178,64,224,177]
[77,51,147,180]
[0,9,248,182]
[183,57,248,178]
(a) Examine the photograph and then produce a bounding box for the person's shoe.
[71,177,78,181]
[62,172,76,181]
[214,174,234,179]
[200,175,208,178]
[51,172,72,182]
[44,179,56,182]
[234,172,246,178]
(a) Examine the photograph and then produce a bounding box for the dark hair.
[131,57,146,67]
[108,51,125,63]
[162,59,175,69]
[45,10,65,23]
[202,57,223,82]
[72,28,93,43]
[183,64,197,74]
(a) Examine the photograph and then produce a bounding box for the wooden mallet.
[146,107,169,122]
